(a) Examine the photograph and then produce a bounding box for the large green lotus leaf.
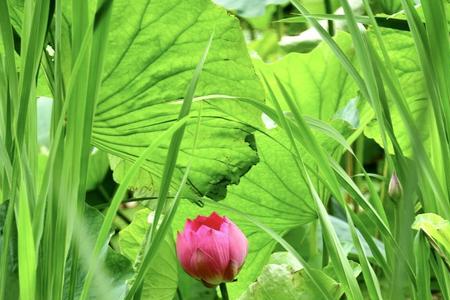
[238,251,360,300]
[92,0,264,200]
[239,264,335,300]
[364,29,431,156]
[255,28,430,157]
[254,32,359,122]
[412,213,450,266]
[108,154,157,198]
[119,209,178,300]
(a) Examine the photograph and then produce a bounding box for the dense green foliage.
[0,0,449,299]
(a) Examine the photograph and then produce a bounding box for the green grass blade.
[0,198,15,300]
[126,103,204,300]
[309,186,364,300]
[260,71,363,299]
[0,0,19,104]
[0,134,12,186]
[15,0,50,144]
[289,0,369,100]
[346,208,383,300]
[79,117,188,300]
[278,14,414,31]
[414,232,432,300]
[430,254,450,300]
[271,74,344,205]
[14,147,37,300]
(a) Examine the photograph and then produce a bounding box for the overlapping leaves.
[93,0,265,200]
[254,32,358,121]
[173,32,367,298]
[119,209,178,300]
[364,29,431,156]
[239,252,361,300]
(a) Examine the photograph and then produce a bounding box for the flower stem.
[219,283,229,300]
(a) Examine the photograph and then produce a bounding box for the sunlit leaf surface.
[119,209,178,300]
[93,0,265,200]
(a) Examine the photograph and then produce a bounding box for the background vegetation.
[0,0,449,299]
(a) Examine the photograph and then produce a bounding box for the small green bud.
[388,172,402,200]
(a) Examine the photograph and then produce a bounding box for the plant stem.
[176,287,183,300]
[219,283,229,300]
[308,221,318,261]
[324,0,335,36]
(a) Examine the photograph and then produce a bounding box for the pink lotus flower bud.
[176,212,248,287]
